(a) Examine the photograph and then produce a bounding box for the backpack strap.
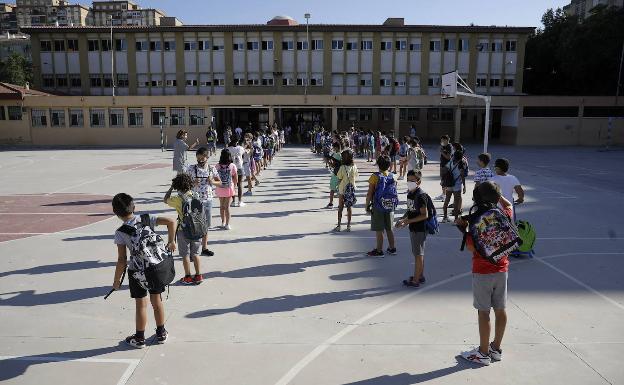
[117,224,136,236]
[140,213,153,231]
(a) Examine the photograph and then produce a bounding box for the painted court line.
[0,355,140,385]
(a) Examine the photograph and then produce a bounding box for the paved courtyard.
[0,144,623,385]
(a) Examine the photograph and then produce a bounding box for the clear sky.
[141,0,570,28]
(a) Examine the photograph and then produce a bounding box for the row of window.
[336,108,454,122]
[476,77,515,88]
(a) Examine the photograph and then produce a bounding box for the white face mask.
[407,181,418,191]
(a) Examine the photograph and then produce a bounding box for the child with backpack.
[334,149,359,232]
[442,150,467,223]
[325,142,342,209]
[436,135,453,201]
[474,153,494,187]
[455,181,517,366]
[215,148,238,230]
[111,193,177,348]
[187,147,221,257]
[395,170,438,288]
[365,155,398,257]
[164,174,207,285]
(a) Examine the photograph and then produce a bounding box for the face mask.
[407,181,418,191]
[197,160,206,167]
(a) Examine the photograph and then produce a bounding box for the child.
[215,148,238,230]
[406,138,424,174]
[227,138,246,207]
[436,135,453,200]
[365,155,398,257]
[205,125,217,158]
[325,142,342,209]
[474,153,494,187]
[490,158,524,220]
[455,181,513,366]
[112,193,176,348]
[164,174,204,285]
[395,170,428,287]
[397,137,409,180]
[442,150,467,223]
[242,138,256,195]
[334,149,359,232]
[187,147,221,257]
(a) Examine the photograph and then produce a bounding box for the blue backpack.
[252,144,263,161]
[217,164,232,188]
[419,192,439,235]
[373,173,399,213]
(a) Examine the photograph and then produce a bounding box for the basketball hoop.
[441,71,458,99]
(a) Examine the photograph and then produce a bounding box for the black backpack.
[179,193,208,241]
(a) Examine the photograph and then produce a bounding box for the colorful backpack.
[515,220,536,256]
[373,173,399,213]
[217,164,232,188]
[343,167,357,208]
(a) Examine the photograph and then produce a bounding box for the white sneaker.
[460,348,491,366]
[488,343,502,361]
[239,202,246,207]
[225,224,232,230]
[434,194,445,201]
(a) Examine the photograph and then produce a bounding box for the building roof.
[0,82,51,100]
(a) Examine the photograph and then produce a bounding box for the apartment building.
[15,0,89,27]
[0,32,31,61]
[90,1,165,26]
[564,0,623,20]
[0,4,18,34]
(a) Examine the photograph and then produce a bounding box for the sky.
[141,0,571,28]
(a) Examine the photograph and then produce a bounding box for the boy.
[365,155,398,257]
[164,174,204,285]
[187,147,221,257]
[490,158,524,219]
[474,153,494,187]
[395,170,428,287]
[455,182,512,366]
[326,142,342,209]
[112,193,176,348]
[436,135,453,201]
[205,125,217,158]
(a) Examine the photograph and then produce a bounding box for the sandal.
[402,278,420,288]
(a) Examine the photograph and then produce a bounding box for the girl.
[398,136,410,180]
[227,138,246,207]
[325,142,342,209]
[242,139,257,195]
[442,150,467,223]
[172,130,199,175]
[215,149,238,230]
[334,149,359,232]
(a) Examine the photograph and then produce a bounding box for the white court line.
[0,355,140,385]
[274,252,624,385]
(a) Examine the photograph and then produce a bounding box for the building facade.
[564,0,623,20]
[15,0,89,27]
[0,32,31,61]
[0,3,18,34]
[90,1,165,26]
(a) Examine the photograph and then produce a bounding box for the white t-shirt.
[186,164,216,201]
[228,145,244,170]
[490,174,520,204]
[235,127,243,136]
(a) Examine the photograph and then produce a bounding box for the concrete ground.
[0,144,623,385]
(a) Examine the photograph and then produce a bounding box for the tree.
[524,6,624,96]
[0,53,33,87]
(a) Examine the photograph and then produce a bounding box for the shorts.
[390,155,397,162]
[371,208,394,232]
[203,200,212,228]
[243,163,251,177]
[409,231,427,256]
[207,141,216,149]
[330,175,339,192]
[472,272,508,311]
[177,232,201,259]
[128,271,165,299]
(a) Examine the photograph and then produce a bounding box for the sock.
[156,325,166,335]
[135,330,145,340]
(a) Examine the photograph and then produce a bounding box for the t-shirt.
[187,164,216,201]
[114,214,159,271]
[336,164,359,195]
[235,127,243,137]
[407,147,423,171]
[406,188,427,233]
[440,144,452,167]
[228,145,244,170]
[490,174,520,205]
[445,159,463,186]
[206,130,216,142]
[468,206,513,274]
[474,167,494,184]
[368,170,391,188]
[166,191,194,221]
[172,139,188,172]
[242,149,251,165]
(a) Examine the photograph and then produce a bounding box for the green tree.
[524,6,624,95]
[0,53,33,87]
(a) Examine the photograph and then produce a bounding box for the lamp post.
[159,116,169,152]
[304,13,310,97]
[108,15,115,97]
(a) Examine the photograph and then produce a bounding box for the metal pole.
[484,96,491,154]
[160,117,164,152]
[110,17,115,97]
[616,40,624,106]
[305,13,310,96]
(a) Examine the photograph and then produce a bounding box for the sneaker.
[225,224,232,230]
[460,348,491,366]
[255,180,260,186]
[201,249,214,257]
[156,329,168,344]
[325,203,334,209]
[124,334,146,349]
[434,194,445,201]
[441,217,451,223]
[489,343,503,361]
[366,249,384,257]
[244,191,252,196]
[239,202,247,207]
[193,274,203,285]
[345,225,351,232]
[231,201,237,207]
[180,275,194,285]
[386,247,397,255]
[419,276,426,284]
[332,225,341,232]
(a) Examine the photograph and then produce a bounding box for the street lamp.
[304,13,310,97]
[159,116,169,152]
[108,15,115,97]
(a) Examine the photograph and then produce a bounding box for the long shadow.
[208,230,333,245]
[42,199,111,207]
[0,260,116,278]
[252,196,320,204]
[62,234,115,241]
[343,359,474,385]
[203,252,365,279]
[0,285,126,306]
[186,286,396,318]
[0,344,134,382]
[230,208,324,219]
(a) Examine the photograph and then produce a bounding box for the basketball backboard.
[441,71,457,99]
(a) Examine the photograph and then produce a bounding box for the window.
[310,77,323,86]
[150,40,162,51]
[489,78,500,87]
[296,41,308,50]
[128,108,143,127]
[90,109,105,127]
[233,42,244,51]
[56,76,68,87]
[198,41,210,50]
[116,73,129,87]
[186,79,198,86]
[151,108,166,126]
[184,41,197,51]
[296,77,306,86]
[395,40,407,51]
[212,44,224,51]
[380,41,392,51]
[135,40,147,51]
[282,40,294,50]
[103,74,113,88]
[150,79,163,87]
[101,39,111,51]
[42,75,55,88]
[87,39,99,51]
[409,42,421,51]
[282,77,294,86]
[503,78,514,88]
[346,42,357,50]
[31,109,47,127]
[505,40,517,52]
[214,78,225,86]
[70,76,81,88]
[189,108,205,125]
[477,43,488,52]
[345,109,358,121]
[40,40,52,51]
[440,108,454,121]
[247,78,259,86]
[261,77,274,86]
[262,40,273,50]
[115,39,126,51]
[8,106,22,120]
[90,75,102,87]
[109,109,124,127]
[428,76,441,87]
[53,40,65,51]
[459,39,469,52]
[164,41,175,51]
[429,40,441,52]
[67,39,79,51]
[476,77,487,87]
[444,38,456,51]
[69,109,83,127]
[380,79,391,87]
[246,41,259,51]
[359,109,372,121]
[523,106,579,118]
[380,109,393,121]
[0,107,5,121]
[427,108,453,121]
[170,107,185,126]
[400,108,420,121]
[200,80,212,87]
[361,40,373,50]
[233,77,245,86]
[331,40,343,50]
[50,109,65,127]
[311,39,323,50]
[360,79,372,87]
[394,80,406,87]
[491,42,503,52]
[165,79,176,87]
